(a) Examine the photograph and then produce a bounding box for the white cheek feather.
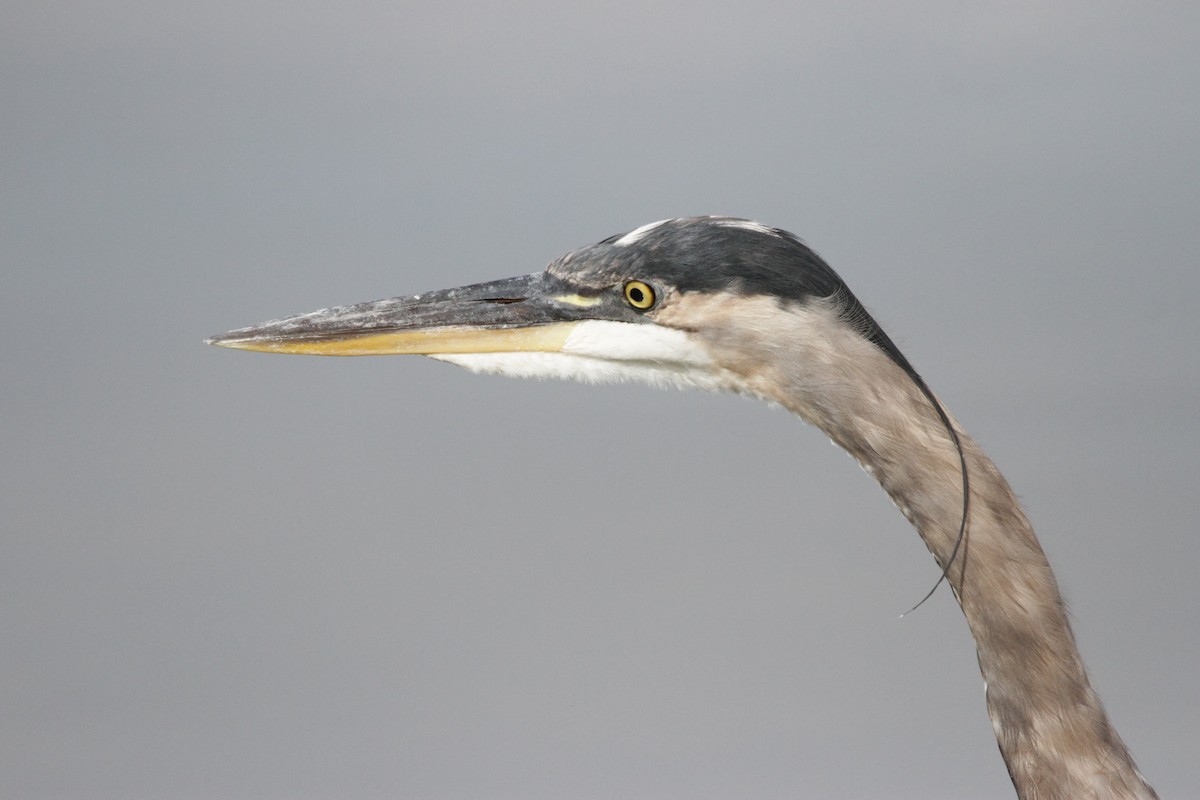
[429,320,729,393]
[562,320,711,365]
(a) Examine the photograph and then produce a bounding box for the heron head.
[207,217,907,399]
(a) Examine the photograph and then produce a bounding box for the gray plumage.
[209,216,1157,799]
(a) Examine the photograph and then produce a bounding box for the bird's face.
[207,245,724,393]
[208,217,888,396]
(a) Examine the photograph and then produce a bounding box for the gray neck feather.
[674,294,1157,800]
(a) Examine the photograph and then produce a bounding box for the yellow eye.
[623,280,656,310]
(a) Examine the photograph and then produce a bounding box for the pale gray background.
[3,2,1197,798]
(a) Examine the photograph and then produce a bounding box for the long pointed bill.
[206,272,607,356]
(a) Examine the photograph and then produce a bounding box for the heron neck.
[866,428,1153,799]
[666,291,1156,797]
[777,343,1156,799]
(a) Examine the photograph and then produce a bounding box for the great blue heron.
[209,216,1156,799]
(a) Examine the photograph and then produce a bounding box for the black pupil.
[629,286,645,303]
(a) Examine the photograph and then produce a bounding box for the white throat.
[430,320,732,392]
